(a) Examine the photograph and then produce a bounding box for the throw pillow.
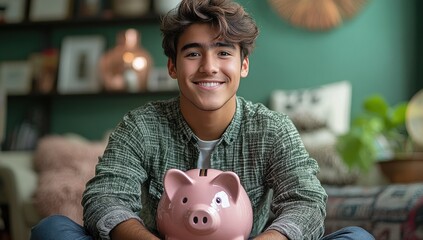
[270,81,351,135]
[269,81,357,185]
[33,134,107,225]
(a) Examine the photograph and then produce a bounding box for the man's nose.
[199,54,218,74]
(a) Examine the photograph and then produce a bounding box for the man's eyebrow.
[181,43,202,52]
[214,42,236,49]
[180,42,236,52]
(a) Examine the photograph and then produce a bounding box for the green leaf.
[363,95,388,117]
[336,131,376,172]
[336,94,408,172]
[389,102,408,127]
[365,117,385,133]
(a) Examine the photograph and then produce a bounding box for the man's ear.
[241,57,249,78]
[167,58,177,79]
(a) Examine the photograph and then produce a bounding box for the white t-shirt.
[196,138,219,169]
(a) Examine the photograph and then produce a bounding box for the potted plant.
[336,95,409,172]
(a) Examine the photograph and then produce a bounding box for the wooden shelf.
[1,7,171,150]
[0,14,160,31]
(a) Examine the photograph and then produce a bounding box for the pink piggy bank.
[156,168,253,240]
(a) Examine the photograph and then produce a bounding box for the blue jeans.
[30,215,375,240]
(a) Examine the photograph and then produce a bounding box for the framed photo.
[57,36,105,94]
[147,67,179,92]
[0,61,32,95]
[2,0,26,23]
[29,0,72,21]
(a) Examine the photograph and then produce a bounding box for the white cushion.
[269,81,356,185]
[270,81,352,135]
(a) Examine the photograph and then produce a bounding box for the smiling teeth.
[198,82,220,87]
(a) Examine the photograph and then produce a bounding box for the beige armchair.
[0,151,41,240]
[0,134,106,240]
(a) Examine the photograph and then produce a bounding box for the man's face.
[168,23,249,113]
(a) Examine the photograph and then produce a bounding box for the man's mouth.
[196,82,223,88]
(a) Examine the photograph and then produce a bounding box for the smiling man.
[30,0,374,240]
[171,23,248,141]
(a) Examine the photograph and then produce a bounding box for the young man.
[31,0,374,239]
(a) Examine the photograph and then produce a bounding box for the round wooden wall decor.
[267,0,368,31]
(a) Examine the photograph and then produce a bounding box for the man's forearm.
[253,230,289,240]
[110,219,160,240]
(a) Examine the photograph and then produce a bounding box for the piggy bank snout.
[186,204,220,234]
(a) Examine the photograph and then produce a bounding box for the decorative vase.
[99,29,153,92]
[154,0,181,15]
[30,48,59,94]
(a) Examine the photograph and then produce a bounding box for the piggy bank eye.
[182,197,188,204]
[215,197,221,205]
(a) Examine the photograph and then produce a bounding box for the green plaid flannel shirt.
[82,96,327,240]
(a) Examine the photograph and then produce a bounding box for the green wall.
[1,0,418,142]
[238,0,416,112]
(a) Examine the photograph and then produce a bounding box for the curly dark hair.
[160,0,259,63]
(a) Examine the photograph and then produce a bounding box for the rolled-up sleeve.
[82,113,148,240]
[266,117,327,240]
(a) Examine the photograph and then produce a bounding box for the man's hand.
[111,219,288,240]
[110,219,160,240]
[252,230,289,240]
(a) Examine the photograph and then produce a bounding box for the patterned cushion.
[270,81,352,135]
[269,81,356,185]
[324,184,423,239]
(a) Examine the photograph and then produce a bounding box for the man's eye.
[219,51,231,57]
[186,52,200,57]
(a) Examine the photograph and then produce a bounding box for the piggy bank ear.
[210,171,241,203]
[163,169,195,199]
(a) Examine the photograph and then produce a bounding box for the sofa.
[324,183,423,239]
[1,136,423,240]
[0,134,106,240]
[0,151,38,240]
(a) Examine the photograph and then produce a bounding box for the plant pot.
[377,153,423,183]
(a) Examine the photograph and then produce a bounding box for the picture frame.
[29,0,72,21]
[0,61,32,95]
[57,36,105,94]
[2,0,26,23]
[147,67,179,92]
